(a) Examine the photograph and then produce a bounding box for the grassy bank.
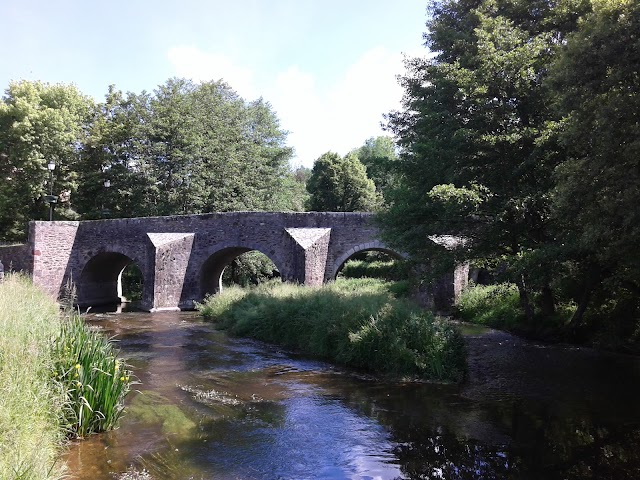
[198,278,466,382]
[0,275,66,479]
[0,275,134,479]
[456,283,576,338]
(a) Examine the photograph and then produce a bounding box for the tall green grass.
[456,283,524,329]
[198,279,466,382]
[52,315,134,438]
[0,274,135,479]
[456,283,575,336]
[0,274,66,480]
[339,257,409,281]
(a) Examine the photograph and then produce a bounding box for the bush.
[198,279,466,382]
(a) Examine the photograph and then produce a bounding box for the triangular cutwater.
[285,228,331,250]
[147,233,195,247]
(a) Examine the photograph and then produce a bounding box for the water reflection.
[64,311,640,479]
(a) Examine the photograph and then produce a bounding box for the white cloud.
[167,45,417,168]
[271,47,407,167]
[167,46,257,99]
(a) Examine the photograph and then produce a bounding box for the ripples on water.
[64,311,640,479]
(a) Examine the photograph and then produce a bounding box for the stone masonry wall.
[0,244,31,273]
[26,212,467,310]
[31,221,79,298]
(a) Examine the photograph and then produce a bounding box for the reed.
[52,314,134,438]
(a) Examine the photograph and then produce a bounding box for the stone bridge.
[0,212,467,311]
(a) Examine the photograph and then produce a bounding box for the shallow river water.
[64,311,640,479]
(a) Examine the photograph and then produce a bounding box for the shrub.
[198,278,466,382]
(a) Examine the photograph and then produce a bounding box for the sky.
[0,0,429,168]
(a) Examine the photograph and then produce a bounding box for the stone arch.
[76,250,149,308]
[329,240,406,280]
[199,244,284,298]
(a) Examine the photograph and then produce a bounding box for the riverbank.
[0,275,67,479]
[197,278,466,382]
[0,275,134,479]
[455,282,640,354]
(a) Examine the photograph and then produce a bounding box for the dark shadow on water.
[83,301,145,314]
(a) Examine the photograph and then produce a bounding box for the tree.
[307,152,378,212]
[267,166,311,212]
[549,0,640,327]
[352,136,398,201]
[75,78,294,219]
[75,86,150,219]
[380,0,590,322]
[0,81,94,240]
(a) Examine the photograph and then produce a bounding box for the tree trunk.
[516,274,535,325]
[540,283,556,317]
[568,265,602,331]
[569,284,591,330]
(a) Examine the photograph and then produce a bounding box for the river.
[63,311,640,479]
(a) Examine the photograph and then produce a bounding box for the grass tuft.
[52,314,135,438]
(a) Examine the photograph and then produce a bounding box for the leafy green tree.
[352,136,398,201]
[267,166,311,212]
[75,86,150,219]
[0,81,94,240]
[380,0,589,322]
[222,251,279,287]
[141,79,292,215]
[307,151,378,212]
[549,0,640,327]
[75,78,294,218]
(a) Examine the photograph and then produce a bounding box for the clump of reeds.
[52,314,134,438]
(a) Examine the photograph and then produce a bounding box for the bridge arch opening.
[77,252,145,308]
[200,247,281,298]
[332,243,406,281]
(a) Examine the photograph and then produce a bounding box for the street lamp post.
[102,178,111,218]
[44,160,57,221]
